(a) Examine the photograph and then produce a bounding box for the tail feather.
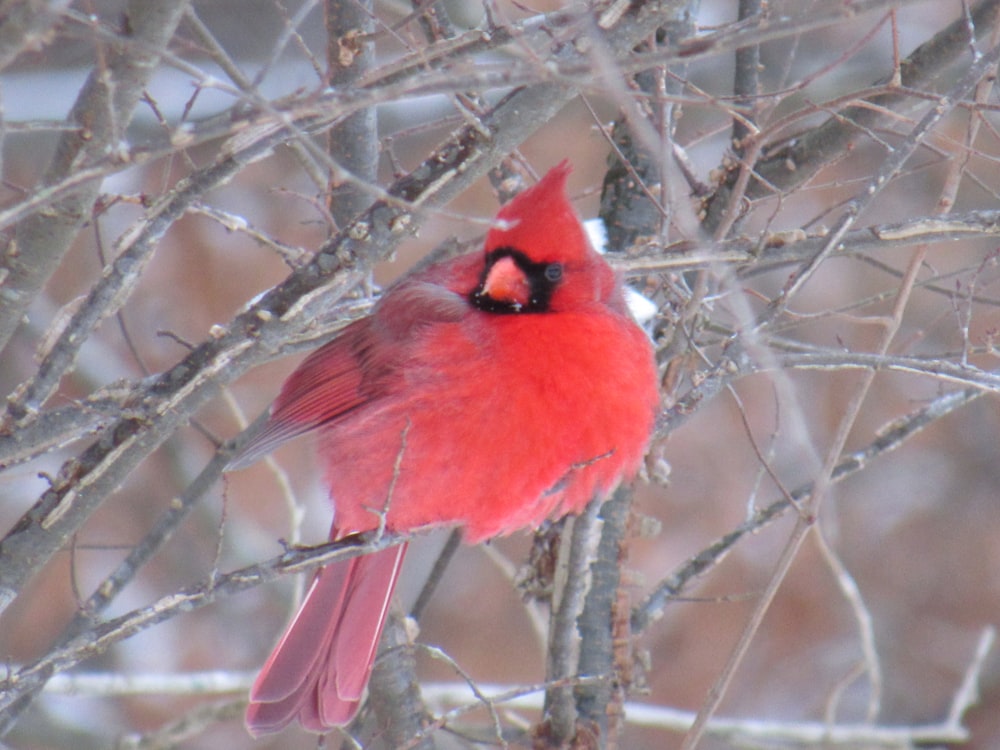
[246,544,408,735]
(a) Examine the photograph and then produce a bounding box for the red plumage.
[236,162,659,735]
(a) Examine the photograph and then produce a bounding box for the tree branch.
[0,0,190,354]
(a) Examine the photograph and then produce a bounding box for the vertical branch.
[574,485,635,745]
[700,0,762,237]
[599,32,668,254]
[367,611,434,749]
[579,21,696,740]
[730,0,761,152]
[541,500,603,747]
[326,0,378,229]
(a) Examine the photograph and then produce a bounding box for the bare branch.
[0,1,190,354]
[633,383,985,632]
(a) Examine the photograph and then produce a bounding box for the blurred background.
[0,0,998,748]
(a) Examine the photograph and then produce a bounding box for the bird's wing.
[227,318,373,469]
[228,280,468,470]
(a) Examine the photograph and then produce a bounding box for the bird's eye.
[544,263,563,282]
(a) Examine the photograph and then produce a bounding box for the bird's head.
[472,162,620,315]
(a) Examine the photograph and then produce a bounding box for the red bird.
[235,162,659,735]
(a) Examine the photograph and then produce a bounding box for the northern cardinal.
[234,162,659,735]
